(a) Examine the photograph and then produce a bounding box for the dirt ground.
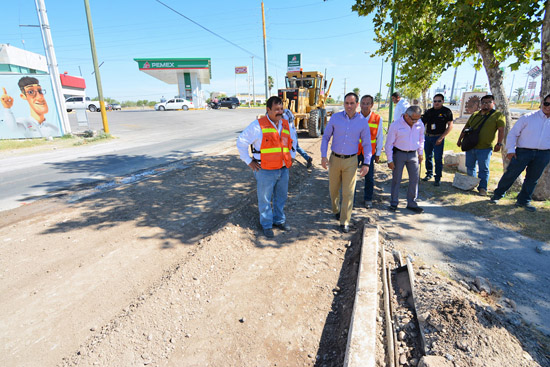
[1,135,549,366]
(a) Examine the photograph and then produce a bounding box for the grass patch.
[0,132,114,156]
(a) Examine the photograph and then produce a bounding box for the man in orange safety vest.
[236,96,297,238]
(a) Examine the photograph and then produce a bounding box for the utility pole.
[251,56,255,106]
[35,0,71,134]
[388,23,398,124]
[450,66,458,101]
[343,78,347,96]
[378,60,384,111]
[471,68,478,91]
[509,73,515,101]
[83,0,109,133]
[261,2,269,100]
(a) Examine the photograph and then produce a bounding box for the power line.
[271,29,370,41]
[271,14,354,25]
[154,0,263,59]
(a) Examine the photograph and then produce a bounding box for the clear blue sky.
[1,0,536,103]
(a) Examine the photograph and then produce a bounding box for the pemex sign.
[287,54,301,72]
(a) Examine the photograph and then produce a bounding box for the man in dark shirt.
[421,94,454,186]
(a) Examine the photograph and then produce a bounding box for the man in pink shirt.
[385,105,425,213]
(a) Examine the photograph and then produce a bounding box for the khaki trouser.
[329,153,358,226]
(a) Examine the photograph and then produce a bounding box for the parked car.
[218,97,240,109]
[154,98,194,111]
[108,103,122,110]
[65,96,101,112]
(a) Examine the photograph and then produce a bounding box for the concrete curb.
[344,224,379,367]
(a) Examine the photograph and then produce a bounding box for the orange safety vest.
[258,116,293,170]
[358,113,381,156]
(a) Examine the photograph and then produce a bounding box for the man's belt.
[332,152,357,159]
[425,133,442,137]
[393,147,416,153]
[517,147,550,151]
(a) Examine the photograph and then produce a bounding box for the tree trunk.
[476,37,512,167]
[533,0,550,200]
[422,87,428,112]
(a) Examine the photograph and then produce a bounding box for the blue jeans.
[363,155,376,201]
[424,135,444,181]
[254,167,289,229]
[493,148,550,205]
[465,148,493,190]
[296,144,310,161]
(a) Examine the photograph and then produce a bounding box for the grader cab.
[277,70,333,138]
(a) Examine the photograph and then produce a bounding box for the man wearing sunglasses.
[421,94,454,186]
[490,95,550,212]
[457,95,505,196]
[1,76,59,138]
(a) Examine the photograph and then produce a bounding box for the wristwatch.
[496,142,503,147]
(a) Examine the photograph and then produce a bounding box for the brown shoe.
[478,188,487,196]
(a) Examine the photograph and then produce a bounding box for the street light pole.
[378,60,384,111]
[365,51,384,111]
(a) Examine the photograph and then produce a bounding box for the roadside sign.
[528,66,542,78]
[235,66,248,74]
[528,81,537,90]
[287,54,301,72]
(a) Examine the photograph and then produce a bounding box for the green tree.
[326,97,336,104]
[268,76,274,96]
[514,87,525,102]
[353,0,544,152]
[353,87,360,96]
[374,92,382,102]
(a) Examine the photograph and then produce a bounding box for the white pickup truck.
[65,96,101,112]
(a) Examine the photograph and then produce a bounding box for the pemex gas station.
[133,58,211,107]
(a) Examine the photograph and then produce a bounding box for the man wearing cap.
[490,94,550,212]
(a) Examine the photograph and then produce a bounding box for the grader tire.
[308,109,321,138]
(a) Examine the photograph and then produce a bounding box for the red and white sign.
[528,81,537,90]
[235,66,248,74]
[528,66,542,78]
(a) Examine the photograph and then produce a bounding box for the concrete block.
[458,153,466,173]
[344,225,379,367]
[452,173,480,191]
[443,151,466,173]
[443,151,459,167]
[418,356,454,367]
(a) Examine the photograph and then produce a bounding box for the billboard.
[0,74,63,139]
[235,66,248,74]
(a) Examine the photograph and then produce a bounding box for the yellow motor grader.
[277,70,333,138]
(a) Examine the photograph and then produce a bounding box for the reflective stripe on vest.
[258,116,293,169]
[358,113,381,156]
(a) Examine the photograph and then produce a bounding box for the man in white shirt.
[490,94,550,212]
[236,96,297,238]
[385,105,425,213]
[391,92,410,123]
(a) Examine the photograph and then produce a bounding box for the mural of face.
[20,84,48,123]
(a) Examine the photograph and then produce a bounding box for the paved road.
[0,108,261,211]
